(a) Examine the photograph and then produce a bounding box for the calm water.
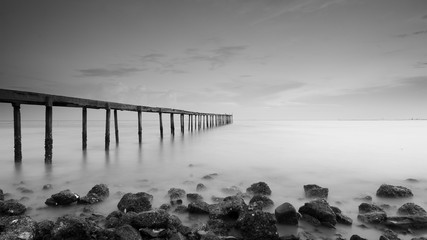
[1,120,427,239]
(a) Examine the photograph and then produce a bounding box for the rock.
[350,235,367,240]
[385,216,427,230]
[202,173,218,180]
[114,224,142,240]
[188,201,210,214]
[353,195,372,202]
[0,199,26,216]
[168,188,186,200]
[187,193,203,202]
[105,211,135,228]
[357,203,387,224]
[221,186,242,195]
[237,210,279,240]
[406,178,419,182]
[275,202,299,225]
[130,209,169,229]
[246,182,272,196]
[170,199,183,206]
[301,214,321,226]
[376,184,413,198]
[0,215,37,240]
[139,227,168,238]
[304,184,328,198]
[297,231,316,240]
[35,219,54,240]
[207,218,230,236]
[280,235,299,240]
[196,183,207,192]
[211,196,224,203]
[0,189,4,201]
[79,184,109,204]
[51,215,91,240]
[209,195,247,219]
[117,192,153,213]
[411,238,427,240]
[298,198,337,227]
[17,187,34,194]
[379,229,400,240]
[170,232,187,240]
[397,203,427,216]
[174,205,188,213]
[42,184,53,190]
[249,195,274,209]
[160,203,172,211]
[331,206,352,225]
[46,189,80,206]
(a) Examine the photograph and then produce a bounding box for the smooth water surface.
[1,120,426,239]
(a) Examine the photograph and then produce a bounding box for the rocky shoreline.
[1,181,427,240]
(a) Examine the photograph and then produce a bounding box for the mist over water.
[1,120,427,239]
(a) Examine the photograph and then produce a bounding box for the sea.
[0,119,426,239]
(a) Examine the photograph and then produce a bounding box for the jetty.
[0,89,233,164]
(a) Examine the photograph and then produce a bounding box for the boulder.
[117,192,153,213]
[187,193,203,202]
[298,198,337,227]
[168,188,186,201]
[35,219,54,240]
[350,235,367,240]
[379,229,400,240]
[246,182,272,196]
[206,218,230,236]
[17,187,34,194]
[376,184,413,198]
[188,201,210,214]
[174,205,188,214]
[105,211,135,228]
[331,206,352,225]
[357,203,387,224]
[237,210,279,240]
[114,224,142,240]
[0,189,4,201]
[0,215,37,240]
[249,195,274,209]
[42,184,53,190]
[209,195,247,219]
[275,202,299,225]
[297,231,316,240]
[304,184,328,198]
[196,183,207,192]
[301,214,321,226]
[0,199,26,216]
[130,209,169,229]
[51,215,91,240]
[385,216,427,230]
[202,173,218,180]
[397,203,427,216]
[79,184,109,204]
[46,189,79,206]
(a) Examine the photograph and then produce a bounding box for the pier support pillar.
[180,114,184,133]
[170,113,175,136]
[138,108,142,143]
[105,108,111,150]
[159,112,163,138]
[114,109,119,144]
[45,99,53,164]
[82,107,87,150]
[13,103,22,163]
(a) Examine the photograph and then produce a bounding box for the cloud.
[78,67,143,77]
[396,29,427,38]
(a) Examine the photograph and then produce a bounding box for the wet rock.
[117,192,153,213]
[397,203,427,216]
[209,195,247,219]
[357,203,387,224]
[160,203,172,211]
[221,186,242,195]
[211,196,224,203]
[174,205,188,214]
[297,231,316,240]
[237,210,279,240]
[350,235,367,240]
[188,201,210,214]
[114,224,142,240]
[171,199,183,206]
[170,232,187,240]
[275,202,299,225]
[304,184,328,198]
[249,195,274,209]
[0,189,4,201]
[0,215,37,240]
[139,227,168,238]
[105,211,135,228]
[379,229,400,240]
[207,218,230,236]
[130,209,169,229]
[168,188,186,201]
[280,235,299,240]
[79,184,109,204]
[196,183,207,192]
[42,184,53,190]
[246,182,272,196]
[298,198,337,227]
[187,193,203,202]
[0,199,26,216]
[17,187,34,194]
[46,189,80,206]
[411,238,427,240]
[202,173,218,180]
[35,219,54,240]
[51,215,91,240]
[376,184,413,198]
[331,206,353,225]
[385,216,427,230]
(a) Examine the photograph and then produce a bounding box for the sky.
[1,0,427,120]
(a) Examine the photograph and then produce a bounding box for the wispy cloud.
[77,67,143,77]
[396,29,427,38]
